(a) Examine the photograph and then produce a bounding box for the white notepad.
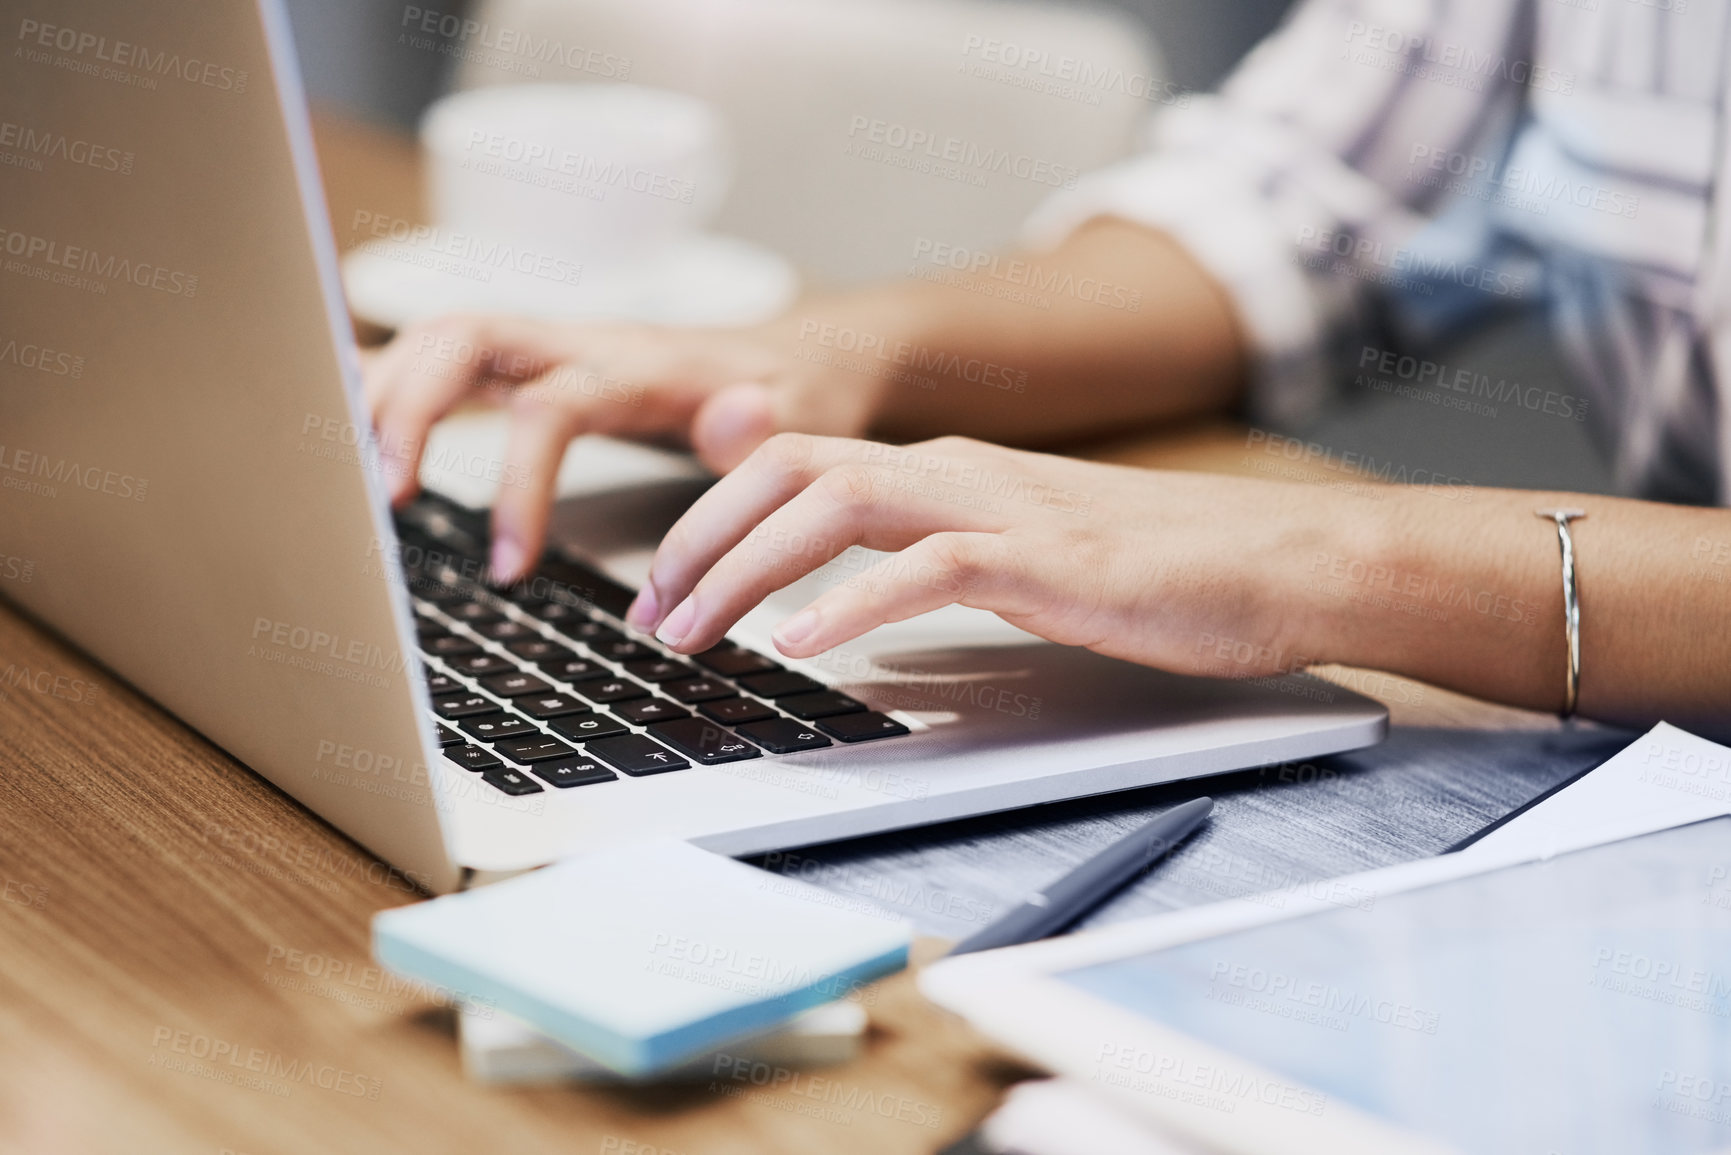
[372,839,910,1076]
[1462,721,1731,858]
[458,1001,868,1085]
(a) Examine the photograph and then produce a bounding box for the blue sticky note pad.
[372,839,911,1076]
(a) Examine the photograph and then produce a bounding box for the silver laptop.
[0,0,1385,892]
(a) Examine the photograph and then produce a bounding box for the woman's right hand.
[362,311,888,582]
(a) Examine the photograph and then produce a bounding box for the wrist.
[1280,484,1568,709]
[759,284,932,367]
[1260,485,1399,674]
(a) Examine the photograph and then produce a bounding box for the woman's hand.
[620,430,1731,733]
[624,432,1351,677]
[360,221,1251,584]
[362,313,888,581]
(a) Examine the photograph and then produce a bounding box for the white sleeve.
[1023,0,1530,425]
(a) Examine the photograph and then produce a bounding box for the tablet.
[922,816,1731,1155]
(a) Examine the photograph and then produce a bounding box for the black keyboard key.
[614,698,691,725]
[816,711,910,742]
[523,599,583,626]
[432,693,497,719]
[445,652,515,677]
[647,718,762,765]
[482,767,544,795]
[539,556,637,618]
[737,671,823,699]
[495,735,580,764]
[532,758,617,789]
[736,718,833,754]
[397,494,489,551]
[475,618,539,643]
[481,670,551,697]
[506,638,565,661]
[424,635,482,658]
[693,643,779,677]
[664,676,734,704]
[538,656,607,683]
[459,713,539,742]
[445,743,503,771]
[587,734,689,776]
[700,697,777,725]
[781,691,868,720]
[559,621,623,646]
[546,712,630,743]
[415,619,450,642]
[445,602,504,626]
[495,581,550,606]
[517,693,589,720]
[571,677,649,704]
[435,725,464,747]
[425,670,461,695]
[623,658,698,683]
[591,638,652,662]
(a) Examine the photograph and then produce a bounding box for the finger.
[771,532,1030,657]
[628,435,1024,635]
[367,315,568,505]
[688,372,879,473]
[650,464,1003,653]
[690,382,777,473]
[625,434,868,630]
[367,327,495,505]
[363,316,488,416]
[361,331,413,413]
[486,359,683,583]
[486,398,582,584]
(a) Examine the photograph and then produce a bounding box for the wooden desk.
[0,112,1557,1155]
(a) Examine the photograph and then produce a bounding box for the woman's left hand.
[624,433,1352,678]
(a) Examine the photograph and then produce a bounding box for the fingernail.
[656,597,697,648]
[773,608,820,651]
[489,536,527,585]
[625,585,660,629]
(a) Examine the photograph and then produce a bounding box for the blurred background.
[285,0,1296,127]
[290,0,1614,496]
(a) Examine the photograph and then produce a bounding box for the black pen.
[948,797,1214,956]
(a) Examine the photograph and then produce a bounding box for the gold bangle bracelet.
[1535,508,1586,717]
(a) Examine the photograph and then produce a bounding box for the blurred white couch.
[453,0,1166,285]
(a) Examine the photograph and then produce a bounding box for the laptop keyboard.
[392,494,909,796]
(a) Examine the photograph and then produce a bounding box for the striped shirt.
[1025,0,1731,504]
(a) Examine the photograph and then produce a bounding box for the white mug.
[420,83,730,271]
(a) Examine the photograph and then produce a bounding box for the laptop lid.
[0,0,461,889]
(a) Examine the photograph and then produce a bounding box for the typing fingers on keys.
[633,434,1024,654]
[365,313,568,506]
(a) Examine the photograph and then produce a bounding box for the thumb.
[690,382,778,473]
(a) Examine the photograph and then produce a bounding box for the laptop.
[0,0,1386,893]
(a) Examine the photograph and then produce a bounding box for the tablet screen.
[1061,817,1731,1155]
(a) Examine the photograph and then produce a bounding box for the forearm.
[761,219,1249,446]
[1292,486,1731,730]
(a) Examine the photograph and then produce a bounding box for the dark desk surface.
[755,725,1633,944]
[0,113,1627,1155]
